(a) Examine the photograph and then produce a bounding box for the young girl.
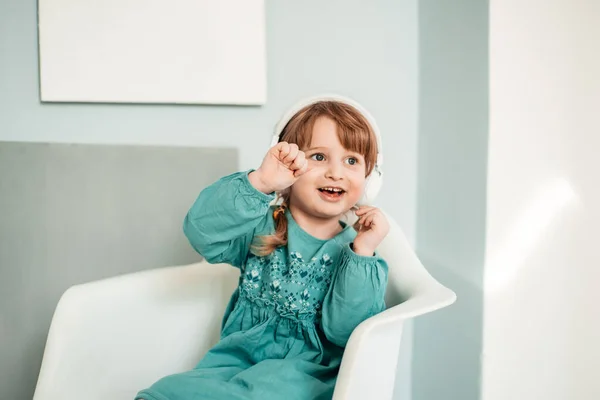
[136,95,390,400]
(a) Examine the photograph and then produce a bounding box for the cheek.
[307,162,326,175]
[290,173,315,195]
[348,170,367,192]
[345,178,366,203]
[296,167,320,184]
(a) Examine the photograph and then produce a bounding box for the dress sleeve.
[320,243,389,347]
[183,170,275,268]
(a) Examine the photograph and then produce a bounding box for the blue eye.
[311,153,325,161]
[346,157,358,165]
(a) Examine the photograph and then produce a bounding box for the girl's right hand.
[249,142,309,194]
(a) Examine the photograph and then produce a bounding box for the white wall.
[483,1,600,399]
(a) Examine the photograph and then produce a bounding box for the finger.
[359,213,380,230]
[292,152,308,175]
[283,144,299,165]
[355,208,367,216]
[366,210,384,227]
[271,141,283,151]
[277,142,291,160]
[358,209,378,225]
[290,151,306,171]
[293,160,309,177]
[274,141,289,151]
[357,215,371,228]
[353,219,363,232]
[355,206,376,216]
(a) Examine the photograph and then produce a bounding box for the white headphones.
[271,94,383,205]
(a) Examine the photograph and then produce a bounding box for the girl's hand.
[352,206,390,256]
[249,142,309,194]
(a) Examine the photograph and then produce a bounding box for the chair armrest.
[333,285,456,400]
[364,284,456,327]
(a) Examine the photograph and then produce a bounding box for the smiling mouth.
[318,187,346,197]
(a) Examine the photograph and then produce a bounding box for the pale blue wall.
[0,0,419,399]
[413,0,488,399]
[0,0,418,234]
[0,0,419,251]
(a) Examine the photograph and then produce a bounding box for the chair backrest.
[33,262,240,400]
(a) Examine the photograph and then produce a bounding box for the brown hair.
[251,101,378,256]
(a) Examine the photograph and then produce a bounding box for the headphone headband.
[271,94,383,169]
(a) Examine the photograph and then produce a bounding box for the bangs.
[278,101,378,176]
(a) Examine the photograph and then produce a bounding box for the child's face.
[289,117,367,219]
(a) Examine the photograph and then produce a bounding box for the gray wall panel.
[0,142,238,400]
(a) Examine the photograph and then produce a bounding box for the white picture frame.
[38,0,267,105]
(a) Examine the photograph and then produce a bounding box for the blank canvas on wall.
[38,0,266,105]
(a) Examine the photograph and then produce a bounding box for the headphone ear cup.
[270,134,280,148]
[357,178,373,206]
[358,171,383,206]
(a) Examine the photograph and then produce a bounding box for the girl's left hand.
[352,206,390,256]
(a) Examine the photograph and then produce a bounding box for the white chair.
[33,213,456,400]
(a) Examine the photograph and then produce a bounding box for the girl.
[136,95,390,400]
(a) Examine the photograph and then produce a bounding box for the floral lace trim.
[239,250,335,321]
[240,290,318,322]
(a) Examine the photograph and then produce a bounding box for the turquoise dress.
[136,171,388,400]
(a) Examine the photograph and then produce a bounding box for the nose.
[325,161,344,181]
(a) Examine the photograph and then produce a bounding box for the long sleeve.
[183,171,275,268]
[320,244,388,347]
